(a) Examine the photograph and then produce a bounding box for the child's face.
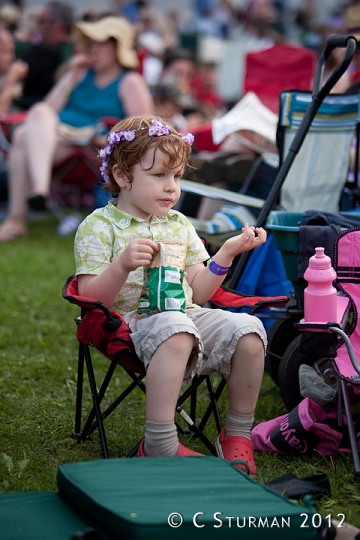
[114,147,183,221]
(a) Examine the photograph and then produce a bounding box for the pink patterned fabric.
[251,398,358,456]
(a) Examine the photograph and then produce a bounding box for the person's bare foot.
[0,220,27,242]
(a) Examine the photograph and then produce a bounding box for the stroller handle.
[313,34,357,99]
[228,34,358,288]
[325,34,357,50]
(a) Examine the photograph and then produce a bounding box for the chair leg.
[175,403,216,454]
[81,356,119,440]
[73,342,85,440]
[75,348,147,458]
[82,344,109,459]
[336,377,343,427]
[200,376,225,433]
[185,374,224,433]
[340,379,360,478]
[74,357,224,458]
[85,370,146,438]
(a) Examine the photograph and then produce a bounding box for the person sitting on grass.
[73,114,267,475]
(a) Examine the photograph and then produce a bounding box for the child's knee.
[236,332,265,359]
[163,331,195,355]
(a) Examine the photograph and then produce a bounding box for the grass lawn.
[0,215,359,529]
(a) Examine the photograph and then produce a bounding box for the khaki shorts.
[124,307,267,384]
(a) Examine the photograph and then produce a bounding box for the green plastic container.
[266,211,307,301]
[266,210,357,301]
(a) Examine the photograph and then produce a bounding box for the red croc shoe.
[138,439,203,457]
[215,427,256,477]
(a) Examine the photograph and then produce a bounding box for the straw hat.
[75,16,139,70]
[0,4,21,28]
[345,5,360,41]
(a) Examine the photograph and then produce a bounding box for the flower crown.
[99,119,194,182]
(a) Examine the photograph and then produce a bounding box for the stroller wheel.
[277,335,319,410]
[265,318,300,384]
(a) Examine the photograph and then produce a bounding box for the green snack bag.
[137,240,187,316]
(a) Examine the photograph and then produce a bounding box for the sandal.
[0,221,27,242]
[215,427,257,476]
[138,439,203,457]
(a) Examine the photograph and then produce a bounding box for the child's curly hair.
[100,115,194,196]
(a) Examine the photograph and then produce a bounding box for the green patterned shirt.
[74,201,210,314]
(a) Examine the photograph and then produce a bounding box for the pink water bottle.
[303,247,337,323]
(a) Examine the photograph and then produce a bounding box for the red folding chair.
[51,146,101,213]
[51,117,120,215]
[62,275,289,458]
[243,44,317,114]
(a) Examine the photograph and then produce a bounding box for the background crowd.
[0,0,359,240]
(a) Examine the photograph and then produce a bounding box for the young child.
[74,115,267,475]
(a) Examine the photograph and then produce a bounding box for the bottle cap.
[309,247,332,269]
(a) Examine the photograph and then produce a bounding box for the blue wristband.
[207,259,231,276]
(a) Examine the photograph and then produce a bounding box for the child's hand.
[221,223,267,260]
[118,238,159,273]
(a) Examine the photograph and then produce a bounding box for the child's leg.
[144,332,195,456]
[188,308,266,415]
[187,307,267,474]
[227,332,264,420]
[125,311,203,457]
[219,329,265,476]
[146,332,195,423]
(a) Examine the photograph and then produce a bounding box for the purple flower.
[181,133,195,145]
[99,120,194,182]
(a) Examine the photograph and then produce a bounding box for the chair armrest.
[181,179,265,209]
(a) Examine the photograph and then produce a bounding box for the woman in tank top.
[0,16,154,241]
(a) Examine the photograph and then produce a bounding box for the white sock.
[225,409,254,440]
[144,420,179,456]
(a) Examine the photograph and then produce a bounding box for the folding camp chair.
[277,226,360,477]
[62,276,288,459]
